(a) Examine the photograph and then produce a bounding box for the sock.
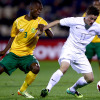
[20,71,37,92]
[46,69,63,91]
[70,77,88,93]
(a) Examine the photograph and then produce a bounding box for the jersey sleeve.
[10,20,19,37]
[40,18,48,25]
[60,17,76,27]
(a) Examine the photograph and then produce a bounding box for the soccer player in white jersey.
[40,6,100,98]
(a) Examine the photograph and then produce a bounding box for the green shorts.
[0,52,39,75]
[85,42,100,60]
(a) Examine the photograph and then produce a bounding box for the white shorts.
[58,47,93,74]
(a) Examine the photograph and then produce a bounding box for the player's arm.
[36,20,59,37]
[45,29,53,38]
[0,37,15,56]
[43,20,60,38]
[44,20,60,31]
[35,24,53,38]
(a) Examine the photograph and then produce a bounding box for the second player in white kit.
[40,6,100,98]
[59,17,100,74]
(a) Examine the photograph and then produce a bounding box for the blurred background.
[0,0,95,60]
[0,0,93,38]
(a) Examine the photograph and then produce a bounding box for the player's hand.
[35,24,44,37]
[0,51,6,56]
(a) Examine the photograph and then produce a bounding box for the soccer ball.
[97,81,100,92]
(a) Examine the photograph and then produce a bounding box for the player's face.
[84,15,98,26]
[93,1,100,11]
[30,2,43,18]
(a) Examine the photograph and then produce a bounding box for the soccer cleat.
[40,89,49,97]
[66,88,83,98]
[18,89,34,98]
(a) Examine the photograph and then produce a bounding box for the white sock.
[46,69,63,91]
[70,77,88,93]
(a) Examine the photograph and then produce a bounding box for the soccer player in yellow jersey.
[0,0,53,98]
[85,0,100,70]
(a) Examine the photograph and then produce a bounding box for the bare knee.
[87,78,94,83]
[60,61,70,74]
[84,76,94,83]
[29,63,40,74]
[83,72,94,83]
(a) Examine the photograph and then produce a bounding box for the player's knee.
[29,63,40,74]
[86,76,94,83]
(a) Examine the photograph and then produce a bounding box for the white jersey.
[60,17,100,52]
[59,17,100,73]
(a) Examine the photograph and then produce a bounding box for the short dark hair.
[86,5,99,16]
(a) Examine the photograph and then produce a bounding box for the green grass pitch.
[0,61,100,100]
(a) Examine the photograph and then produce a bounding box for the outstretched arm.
[0,37,15,56]
[35,24,54,38]
[44,20,60,31]
[36,20,60,38]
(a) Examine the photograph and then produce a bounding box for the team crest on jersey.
[31,28,35,33]
[19,28,24,32]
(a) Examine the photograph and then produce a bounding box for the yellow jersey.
[10,15,48,56]
[83,13,100,43]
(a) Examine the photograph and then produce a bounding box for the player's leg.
[18,55,40,98]
[68,72,93,92]
[19,63,39,92]
[41,46,72,97]
[67,54,93,98]
[41,61,70,97]
[67,72,93,98]
[18,70,38,98]
[46,61,70,90]
[0,52,18,75]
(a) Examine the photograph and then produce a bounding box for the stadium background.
[0,0,96,61]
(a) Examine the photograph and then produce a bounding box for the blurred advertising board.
[0,38,65,60]
[0,38,97,61]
